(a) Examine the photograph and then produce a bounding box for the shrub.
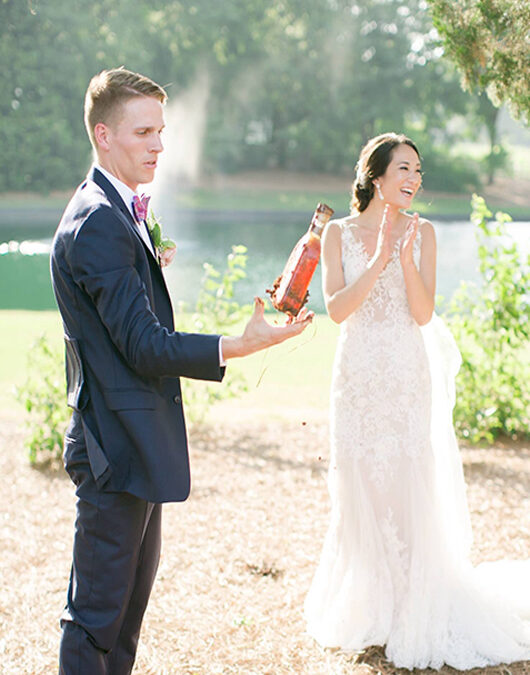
[175,244,252,422]
[16,335,70,465]
[444,195,530,443]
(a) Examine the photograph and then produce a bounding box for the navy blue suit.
[51,167,225,673]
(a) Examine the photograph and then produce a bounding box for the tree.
[0,0,151,191]
[0,0,501,192]
[427,0,530,123]
[204,0,481,181]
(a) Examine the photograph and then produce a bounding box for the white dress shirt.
[93,164,226,366]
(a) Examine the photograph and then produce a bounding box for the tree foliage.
[175,245,252,422]
[0,0,503,192]
[427,0,530,122]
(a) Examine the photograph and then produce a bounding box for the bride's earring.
[375,182,384,201]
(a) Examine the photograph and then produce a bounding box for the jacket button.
[173,395,181,404]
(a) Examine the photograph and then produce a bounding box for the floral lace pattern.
[330,223,430,489]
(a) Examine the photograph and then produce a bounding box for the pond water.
[0,213,528,313]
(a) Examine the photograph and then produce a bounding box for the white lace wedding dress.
[304,221,530,670]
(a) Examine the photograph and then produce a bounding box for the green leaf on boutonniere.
[146,210,176,252]
[159,237,176,252]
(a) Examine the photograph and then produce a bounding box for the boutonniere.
[146,210,177,268]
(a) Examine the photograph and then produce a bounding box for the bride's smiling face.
[375,144,422,208]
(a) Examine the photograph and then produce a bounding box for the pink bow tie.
[132,194,151,222]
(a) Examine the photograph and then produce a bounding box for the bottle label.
[310,203,334,236]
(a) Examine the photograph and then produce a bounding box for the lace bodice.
[330,220,430,477]
[340,221,422,330]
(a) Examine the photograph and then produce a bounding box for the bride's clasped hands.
[368,204,420,272]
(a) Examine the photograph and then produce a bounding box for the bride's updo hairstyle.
[350,132,420,214]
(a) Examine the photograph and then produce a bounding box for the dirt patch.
[0,414,528,674]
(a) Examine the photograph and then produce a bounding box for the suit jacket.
[50,167,225,503]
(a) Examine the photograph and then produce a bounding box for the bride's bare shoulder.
[402,211,434,231]
[328,215,361,231]
[419,217,435,236]
[323,215,358,245]
[322,217,352,254]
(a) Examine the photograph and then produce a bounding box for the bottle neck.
[309,216,326,237]
[309,203,334,237]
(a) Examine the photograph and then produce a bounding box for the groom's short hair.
[84,67,167,148]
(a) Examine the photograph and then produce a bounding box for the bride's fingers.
[383,206,394,237]
[401,216,418,255]
[402,233,412,252]
[380,205,388,227]
[409,214,419,239]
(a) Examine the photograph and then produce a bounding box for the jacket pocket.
[103,388,157,410]
[65,335,88,411]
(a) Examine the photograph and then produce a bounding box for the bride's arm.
[400,216,436,326]
[322,220,387,324]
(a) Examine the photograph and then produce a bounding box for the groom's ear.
[93,122,111,152]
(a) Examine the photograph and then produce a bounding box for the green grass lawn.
[0,310,339,421]
[205,313,339,424]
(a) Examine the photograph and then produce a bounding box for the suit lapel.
[89,168,158,263]
[90,166,135,225]
[88,167,173,302]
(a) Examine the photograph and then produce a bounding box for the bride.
[304,132,530,670]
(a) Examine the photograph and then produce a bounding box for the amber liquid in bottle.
[266,202,334,316]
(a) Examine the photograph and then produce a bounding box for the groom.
[50,67,312,675]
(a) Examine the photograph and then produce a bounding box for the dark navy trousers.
[59,448,162,675]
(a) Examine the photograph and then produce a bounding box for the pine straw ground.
[0,411,529,675]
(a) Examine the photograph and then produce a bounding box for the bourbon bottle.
[266,202,334,317]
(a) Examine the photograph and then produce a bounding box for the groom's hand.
[221,297,314,360]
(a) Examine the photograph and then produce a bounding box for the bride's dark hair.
[350,133,421,214]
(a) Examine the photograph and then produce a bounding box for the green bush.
[175,244,252,422]
[17,246,251,463]
[16,335,70,465]
[444,195,530,442]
